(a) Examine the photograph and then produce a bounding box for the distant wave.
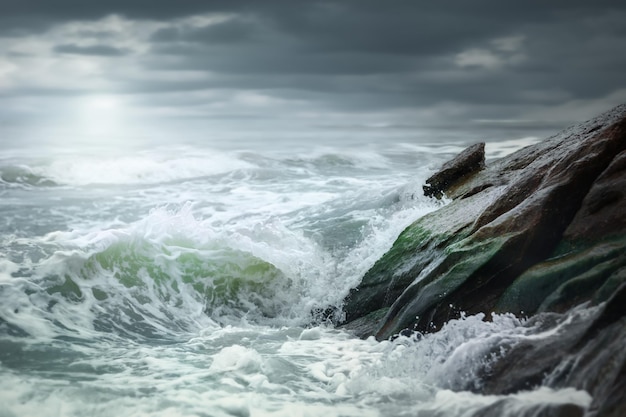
[38,153,253,186]
[0,164,58,188]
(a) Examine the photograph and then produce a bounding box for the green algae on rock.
[342,104,626,339]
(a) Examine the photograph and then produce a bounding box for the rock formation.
[341,104,626,416]
[343,104,626,338]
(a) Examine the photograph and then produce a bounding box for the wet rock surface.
[343,104,626,338]
[479,284,626,417]
[423,142,485,199]
[342,104,626,416]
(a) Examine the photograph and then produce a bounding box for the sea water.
[0,135,591,416]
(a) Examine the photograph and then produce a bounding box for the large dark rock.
[341,104,626,417]
[342,104,626,340]
[496,133,626,317]
[563,148,626,244]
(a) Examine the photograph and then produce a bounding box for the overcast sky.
[1,1,626,147]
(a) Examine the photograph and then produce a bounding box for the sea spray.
[0,139,592,417]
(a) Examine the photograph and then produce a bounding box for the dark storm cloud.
[0,0,284,34]
[0,0,621,40]
[148,45,419,75]
[151,17,259,44]
[134,1,626,115]
[54,44,130,56]
[1,0,626,136]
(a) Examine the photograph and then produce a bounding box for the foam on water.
[39,153,252,186]
[0,312,593,417]
[1,187,440,344]
[0,138,593,417]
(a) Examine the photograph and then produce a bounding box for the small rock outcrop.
[423,142,485,199]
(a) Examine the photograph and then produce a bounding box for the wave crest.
[0,164,57,188]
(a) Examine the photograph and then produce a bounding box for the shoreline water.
[0,129,609,416]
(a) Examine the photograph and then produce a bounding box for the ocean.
[0,135,592,416]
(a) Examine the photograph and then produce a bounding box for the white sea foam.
[30,150,253,186]
[3,314,590,417]
[17,145,442,328]
[0,141,596,417]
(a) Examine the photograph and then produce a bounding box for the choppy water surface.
[0,138,590,416]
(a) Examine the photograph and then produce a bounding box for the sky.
[1,1,626,148]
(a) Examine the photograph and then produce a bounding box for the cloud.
[150,16,259,44]
[0,1,625,142]
[454,36,526,70]
[53,43,130,56]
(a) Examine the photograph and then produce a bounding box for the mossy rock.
[343,105,626,339]
[496,236,626,315]
[375,233,514,339]
[343,188,500,326]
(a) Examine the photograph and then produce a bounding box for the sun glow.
[73,95,128,141]
[85,95,120,110]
